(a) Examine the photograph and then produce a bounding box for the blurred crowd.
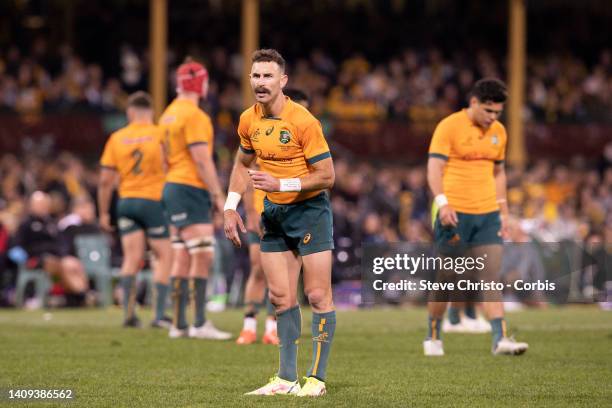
[0,148,610,307]
[1,39,611,123]
[0,38,610,308]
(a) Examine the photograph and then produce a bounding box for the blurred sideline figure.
[11,191,88,306]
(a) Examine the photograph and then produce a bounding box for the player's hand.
[99,213,114,232]
[499,213,510,239]
[224,209,246,247]
[248,170,280,192]
[439,205,458,227]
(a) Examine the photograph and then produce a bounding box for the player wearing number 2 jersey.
[98,91,173,329]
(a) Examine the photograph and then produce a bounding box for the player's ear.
[280,73,288,88]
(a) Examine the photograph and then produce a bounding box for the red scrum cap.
[176,59,209,95]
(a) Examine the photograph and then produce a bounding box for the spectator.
[10,191,88,306]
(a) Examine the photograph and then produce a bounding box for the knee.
[61,257,83,273]
[121,255,142,274]
[306,288,331,310]
[269,290,291,311]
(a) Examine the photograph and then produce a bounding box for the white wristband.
[223,192,242,211]
[434,194,448,208]
[279,178,301,192]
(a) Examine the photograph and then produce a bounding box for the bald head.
[29,191,51,217]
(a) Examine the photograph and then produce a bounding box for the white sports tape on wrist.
[279,178,301,192]
[224,192,242,211]
[434,194,448,208]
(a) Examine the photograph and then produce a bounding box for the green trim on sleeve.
[239,145,255,154]
[428,153,449,161]
[187,142,208,148]
[306,151,332,165]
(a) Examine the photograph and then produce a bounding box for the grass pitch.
[0,306,610,407]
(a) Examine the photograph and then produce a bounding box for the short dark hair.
[470,78,507,104]
[283,88,309,104]
[252,49,286,72]
[127,91,152,109]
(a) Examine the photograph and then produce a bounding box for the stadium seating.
[14,267,52,308]
[75,234,113,307]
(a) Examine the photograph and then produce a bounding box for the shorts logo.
[312,332,329,343]
[279,130,291,144]
[171,213,188,221]
[265,126,275,136]
[148,226,167,235]
[118,217,135,230]
[303,233,312,244]
[449,233,461,244]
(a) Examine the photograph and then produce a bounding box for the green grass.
[0,306,610,407]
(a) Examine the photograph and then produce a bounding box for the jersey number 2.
[130,149,143,175]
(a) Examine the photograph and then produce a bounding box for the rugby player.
[236,89,310,346]
[159,59,230,340]
[425,78,528,356]
[99,91,172,328]
[224,50,335,396]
